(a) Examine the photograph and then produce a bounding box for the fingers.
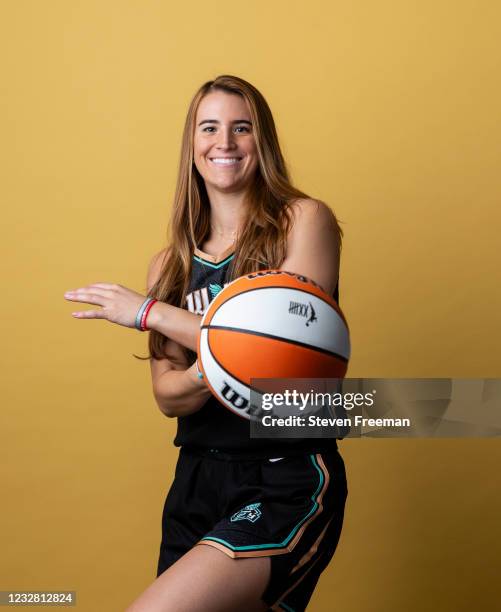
[64,287,114,305]
[64,292,108,306]
[71,309,105,319]
[65,286,108,318]
[64,283,123,302]
[88,283,120,290]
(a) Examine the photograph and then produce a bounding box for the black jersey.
[173,247,339,455]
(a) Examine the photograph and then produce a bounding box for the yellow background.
[2,1,500,610]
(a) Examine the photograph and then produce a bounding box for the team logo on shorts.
[230,503,262,523]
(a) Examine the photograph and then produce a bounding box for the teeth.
[210,158,241,165]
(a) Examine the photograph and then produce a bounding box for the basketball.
[198,269,350,420]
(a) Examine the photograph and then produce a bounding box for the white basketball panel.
[209,288,350,359]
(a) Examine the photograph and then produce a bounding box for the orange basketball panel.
[207,328,347,384]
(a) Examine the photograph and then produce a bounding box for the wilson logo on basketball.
[220,381,264,418]
[288,301,318,327]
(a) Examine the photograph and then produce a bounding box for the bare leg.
[125,544,271,612]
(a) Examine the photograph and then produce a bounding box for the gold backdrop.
[1,1,500,610]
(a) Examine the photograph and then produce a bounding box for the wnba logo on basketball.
[288,301,318,326]
[198,270,350,421]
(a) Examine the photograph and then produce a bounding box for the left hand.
[64,283,148,328]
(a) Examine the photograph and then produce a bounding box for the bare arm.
[146,268,201,352]
[147,250,212,418]
[280,199,340,295]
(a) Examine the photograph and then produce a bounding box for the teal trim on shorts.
[193,254,234,269]
[201,454,325,552]
[278,602,296,612]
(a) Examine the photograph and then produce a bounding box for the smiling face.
[193,90,259,195]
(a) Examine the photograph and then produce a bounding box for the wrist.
[187,363,208,389]
[144,300,167,332]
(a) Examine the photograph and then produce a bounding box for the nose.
[216,126,237,150]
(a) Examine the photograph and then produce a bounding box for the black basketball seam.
[204,329,251,390]
[203,325,349,363]
[201,331,262,420]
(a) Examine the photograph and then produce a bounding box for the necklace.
[210,224,238,242]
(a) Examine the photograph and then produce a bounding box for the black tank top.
[173,248,339,456]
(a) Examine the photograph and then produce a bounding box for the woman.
[65,75,347,612]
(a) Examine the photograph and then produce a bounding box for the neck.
[205,185,249,239]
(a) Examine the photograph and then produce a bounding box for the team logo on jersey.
[288,301,318,326]
[186,282,230,314]
[209,283,223,298]
[230,503,262,523]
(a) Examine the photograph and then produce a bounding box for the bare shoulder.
[147,247,170,293]
[289,197,337,228]
[288,198,340,242]
[290,197,327,213]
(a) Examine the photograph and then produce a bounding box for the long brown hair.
[146,75,340,361]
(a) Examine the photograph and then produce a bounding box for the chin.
[209,178,246,193]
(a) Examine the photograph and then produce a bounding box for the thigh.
[126,544,270,612]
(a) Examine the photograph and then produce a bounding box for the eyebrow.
[198,119,252,126]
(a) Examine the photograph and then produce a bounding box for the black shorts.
[157,447,348,611]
